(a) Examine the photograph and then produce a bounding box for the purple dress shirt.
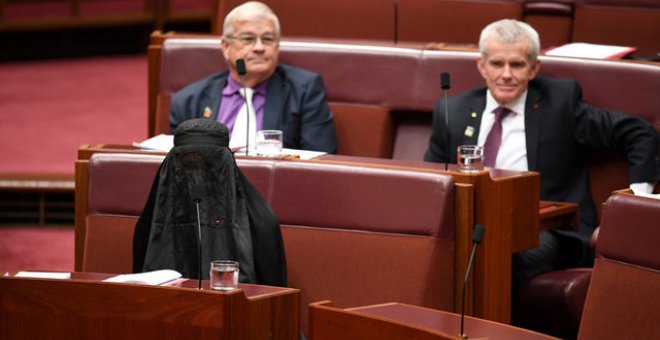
[217,76,268,135]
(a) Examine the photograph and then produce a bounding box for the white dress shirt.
[477,90,655,194]
[477,90,529,171]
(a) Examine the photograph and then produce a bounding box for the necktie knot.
[239,87,254,101]
[229,87,257,151]
[493,107,511,122]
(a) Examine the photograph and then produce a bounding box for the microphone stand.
[440,73,451,171]
[191,182,204,290]
[236,59,249,156]
[194,196,202,290]
[459,224,485,339]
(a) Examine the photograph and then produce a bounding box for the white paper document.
[132,134,174,152]
[103,269,182,285]
[134,134,326,160]
[14,271,72,279]
[545,43,636,60]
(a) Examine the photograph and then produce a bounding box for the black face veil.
[133,119,287,286]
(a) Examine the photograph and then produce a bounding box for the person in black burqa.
[133,118,287,286]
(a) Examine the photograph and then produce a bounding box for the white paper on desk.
[103,269,182,285]
[133,134,174,152]
[283,148,326,160]
[15,271,71,279]
[544,43,636,59]
[133,135,325,160]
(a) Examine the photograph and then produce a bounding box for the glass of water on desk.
[256,130,283,157]
[457,145,484,172]
[210,260,239,290]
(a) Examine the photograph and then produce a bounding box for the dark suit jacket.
[170,64,337,153]
[425,77,659,239]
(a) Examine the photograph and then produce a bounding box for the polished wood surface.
[309,301,559,340]
[539,201,579,231]
[0,272,300,340]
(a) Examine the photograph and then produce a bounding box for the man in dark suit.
[170,1,337,153]
[424,19,659,290]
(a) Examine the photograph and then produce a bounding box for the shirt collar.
[223,76,269,95]
[485,89,528,116]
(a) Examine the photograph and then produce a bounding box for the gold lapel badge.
[203,107,213,118]
[464,126,475,137]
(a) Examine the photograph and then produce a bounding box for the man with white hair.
[424,19,659,292]
[170,1,337,153]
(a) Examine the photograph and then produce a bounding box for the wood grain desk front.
[309,300,560,340]
[0,271,300,340]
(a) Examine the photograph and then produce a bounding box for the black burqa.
[133,119,287,286]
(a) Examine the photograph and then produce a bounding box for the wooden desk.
[74,145,577,324]
[0,271,300,340]
[309,300,559,340]
[316,155,551,323]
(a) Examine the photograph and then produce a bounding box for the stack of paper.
[133,134,327,160]
[103,269,182,285]
[544,43,636,60]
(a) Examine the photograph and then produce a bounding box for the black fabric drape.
[133,119,287,286]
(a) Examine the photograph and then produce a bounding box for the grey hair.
[479,19,540,63]
[222,1,281,39]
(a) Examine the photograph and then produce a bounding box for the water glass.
[256,130,283,157]
[457,145,484,172]
[210,260,239,290]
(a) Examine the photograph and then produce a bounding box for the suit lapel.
[202,73,227,122]
[525,85,543,171]
[460,94,486,146]
[263,67,286,129]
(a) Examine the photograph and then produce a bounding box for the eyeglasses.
[227,34,278,47]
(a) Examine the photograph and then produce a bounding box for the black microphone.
[236,58,250,156]
[459,224,485,339]
[440,72,451,171]
[191,182,204,289]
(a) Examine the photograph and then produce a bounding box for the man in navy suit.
[424,19,659,291]
[170,1,337,153]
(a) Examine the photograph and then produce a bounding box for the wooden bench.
[76,151,462,335]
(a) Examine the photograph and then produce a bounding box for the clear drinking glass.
[209,260,239,290]
[256,130,283,157]
[457,145,484,172]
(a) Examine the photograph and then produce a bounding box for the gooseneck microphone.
[440,72,451,170]
[459,224,485,339]
[236,58,249,155]
[191,182,204,289]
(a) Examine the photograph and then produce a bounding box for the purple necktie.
[483,107,511,168]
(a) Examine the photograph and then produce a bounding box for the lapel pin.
[471,112,477,118]
[203,107,213,118]
[464,126,475,137]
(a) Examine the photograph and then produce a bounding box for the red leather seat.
[578,193,660,339]
[572,0,660,56]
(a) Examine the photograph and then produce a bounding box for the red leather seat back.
[213,0,396,41]
[523,0,574,49]
[578,193,660,339]
[84,153,164,273]
[397,0,524,44]
[572,0,660,56]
